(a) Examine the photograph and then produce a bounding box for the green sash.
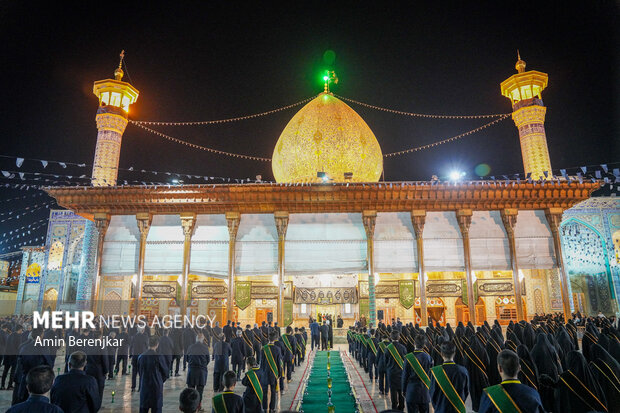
[246,369,264,402]
[282,334,293,354]
[367,337,378,356]
[430,365,466,413]
[484,383,522,413]
[387,343,403,369]
[242,331,253,349]
[347,330,354,341]
[379,341,387,353]
[263,344,279,379]
[212,393,229,413]
[405,352,430,389]
[300,336,306,347]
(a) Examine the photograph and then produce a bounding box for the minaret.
[91,51,139,186]
[501,52,552,179]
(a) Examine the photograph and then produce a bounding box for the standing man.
[319,322,329,350]
[13,327,54,405]
[186,332,210,406]
[230,330,246,381]
[430,340,469,413]
[115,328,129,376]
[106,330,118,379]
[478,349,544,413]
[241,356,265,413]
[170,327,184,377]
[7,366,63,413]
[212,332,231,392]
[84,330,108,402]
[377,332,390,395]
[51,351,101,413]
[402,334,433,413]
[182,326,196,371]
[309,319,319,350]
[211,370,244,413]
[223,320,233,342]
[1,324,22,390]
[385,330,407,411]
[279,326,296,386]
[158,329,174,374]
[130,326,148,392]
[138,336,169,413]
[260,331,282,413]
[293,327,304,365]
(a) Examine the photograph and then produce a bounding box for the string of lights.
[129,122,273,161]
[0,219,48,238]
[0,192,46,204]
[384,114,512,157]
[129,96,316,126]
[335,95,511,119]
[0,222,48,245]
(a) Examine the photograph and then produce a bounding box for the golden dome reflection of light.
[272,92,383,183]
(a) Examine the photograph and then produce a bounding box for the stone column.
[225,212,240,322]
[545,208,571,321]
[411,210,427,326]
[275,211,289,325]
[501,209,525,321]
[457,209,477,325]
[91,213,110,313]
[363,210,377,328]
[180,213,196,319]
[135,213,152,317]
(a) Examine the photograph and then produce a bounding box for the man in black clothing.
[319,322,329,350]
[182,326,196,371]
[1,324,22,389]
[213,332,232,392]
[138,335,169,413]
[186,332,209,405]
[84,330,108,401]
[115,328,129,375]
[260,331,282,413]
[386,330,407,411]
[170,327,183,376]
[223,320,233,342]
[158,328,174,374]
[130,327,148,391]
[51,351,101,413]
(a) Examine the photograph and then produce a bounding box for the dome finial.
[323,70,338,93]
[114,50,125,81]
[515,49,526,73]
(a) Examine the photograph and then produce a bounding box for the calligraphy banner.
[376,283,399,298]
[294,287,358,304]
[399,280,415,309]
[189,282,227,299]
[251,282,278,299]
[142,282,177,298]
[235,281,252,310]
[477,280,514,297]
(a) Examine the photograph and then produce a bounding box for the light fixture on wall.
[374,273,380,285]
[272,274,278,286]
[131,274,137,285]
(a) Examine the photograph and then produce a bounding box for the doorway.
[255,308,271,325]
[377,307,396,324]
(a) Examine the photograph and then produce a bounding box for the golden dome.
[272,92,383,183]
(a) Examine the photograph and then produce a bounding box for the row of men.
[348,317,620,412]
[3,322,308,413]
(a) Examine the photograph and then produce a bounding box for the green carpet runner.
[301,351,357,412]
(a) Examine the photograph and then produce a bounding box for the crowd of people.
[0,316,308,413]
[1,311,620,412]
[349,314,620,412]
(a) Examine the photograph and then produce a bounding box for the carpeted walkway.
[301,351,357,412]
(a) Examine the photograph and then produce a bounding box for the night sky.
[0,2,617,253]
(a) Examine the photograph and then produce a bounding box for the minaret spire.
[515,49,526,73]
[114,50,125,81]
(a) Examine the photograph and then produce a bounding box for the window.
[300,303,307,314]
[344,303,351,314]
